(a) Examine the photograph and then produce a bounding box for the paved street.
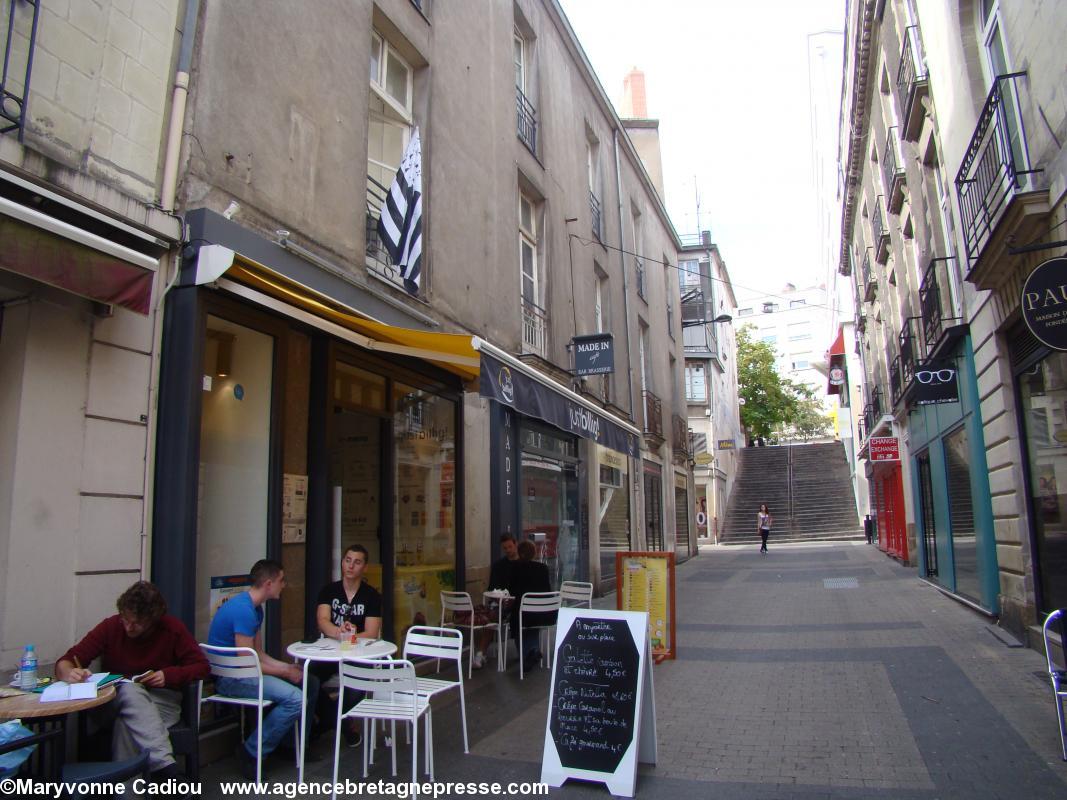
[201,542,1067,798]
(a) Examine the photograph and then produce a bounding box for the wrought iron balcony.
[366,176,408,290]
[521,297,548,357]
[899,317,920,389]
[919,256,961,354]
[635,258,646,300]
[516,87,538,155]
[896,25,929,141]
[642,389,663,439]
[672,414,690,459]
[889,355,903,407]
[590,190,603,241]
[863,386,883,440]
[1,0,41,140]
[955,73,1042,266]
[872,198,890,263]
[861,249,877,302]
[882,127,906,213]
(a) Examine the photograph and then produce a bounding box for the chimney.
[621,67,648,118]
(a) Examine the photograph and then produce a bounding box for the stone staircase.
[721,442,864,545]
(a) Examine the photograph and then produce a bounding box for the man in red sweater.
[55,581,209,779]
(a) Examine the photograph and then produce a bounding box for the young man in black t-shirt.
[312,544,382,746]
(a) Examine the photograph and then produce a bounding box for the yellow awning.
[223,259,481,381]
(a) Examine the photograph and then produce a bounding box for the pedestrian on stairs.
[757,504,773,553]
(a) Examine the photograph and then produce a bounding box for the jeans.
[760,529,770,551]
[216,674,319,757]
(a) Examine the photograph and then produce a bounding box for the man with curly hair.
[55,581,208,779]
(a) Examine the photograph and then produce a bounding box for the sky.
[558,0,846,298]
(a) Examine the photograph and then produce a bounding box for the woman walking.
[757,503,773,553]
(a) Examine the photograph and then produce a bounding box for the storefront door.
[917,452,939,577]
[644,461,664,551]
[521,422,581,588]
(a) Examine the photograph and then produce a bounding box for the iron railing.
[590,190,602,241]
[896,25,928,140]
[366,176,408,290]
[863,385,883,439]
[672,414,689,458]
[635,258,646,299]
[889,355,903,406]
[861,249,876,302]
[521,297,548,356]
[642,389,663,439]
[899,317,920,388]
[883,127,905,211]
[872,197,890,262]
[1,0,41,140]
[517,86,537,154]
[955,73,1041,263]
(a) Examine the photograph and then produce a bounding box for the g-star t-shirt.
[316,580,382,632]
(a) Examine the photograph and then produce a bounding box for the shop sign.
[716,439,735,450]
[490,404,520,537]
[694,452,713,465]
[829,367,845,386]
[572,333,615,375]
[480,352,638,456]
[869,437,900,461]
[913,360,960,406]
[1021,257,1067,351]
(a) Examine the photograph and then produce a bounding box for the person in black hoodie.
[508,539,554,669]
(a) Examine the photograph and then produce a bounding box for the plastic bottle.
[19,644,37,690]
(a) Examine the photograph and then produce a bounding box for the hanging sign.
[1021,257,1067,351]
[829,367,846,386]
[541,608,657,797]
[869,437,900,461]
[573,333,616,376]
[913,360,960,405]
[616,552,676,660]
[716,439,736,451]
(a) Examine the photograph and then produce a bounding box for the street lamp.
[681,313,733,328]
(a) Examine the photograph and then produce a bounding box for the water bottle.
[19,645,37,690]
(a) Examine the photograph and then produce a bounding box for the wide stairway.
[721,442,864,545]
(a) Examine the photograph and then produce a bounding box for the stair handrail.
[787,445,795,535]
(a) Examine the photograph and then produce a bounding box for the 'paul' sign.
[573,333,615,376]
[1022,257,1067,351]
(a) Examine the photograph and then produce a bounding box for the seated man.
[466,534,519,669]
[312,544,382,746]
[55,581,209,780]
[207,559,319,775]
[507,539,554,669]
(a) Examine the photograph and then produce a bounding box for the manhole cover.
[823,577,859,589]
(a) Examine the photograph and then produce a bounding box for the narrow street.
[201,542,1067,798]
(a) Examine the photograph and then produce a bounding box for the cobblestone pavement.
[199,542,1067,798]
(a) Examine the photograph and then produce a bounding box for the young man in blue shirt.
[208,559,319,774]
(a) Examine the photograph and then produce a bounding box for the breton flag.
[376,127,423,296]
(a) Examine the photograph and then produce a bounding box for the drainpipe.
[140,0,199,579]
[614,129,641,548]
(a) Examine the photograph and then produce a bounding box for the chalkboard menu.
[542,609,657,797]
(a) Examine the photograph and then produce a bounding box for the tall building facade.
[838,0,1067,642]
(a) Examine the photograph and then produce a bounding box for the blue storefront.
[906,334,999,612]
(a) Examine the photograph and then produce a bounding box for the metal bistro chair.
[331,657,432,800]
[440,590,498,678]
[560,580,594,608]
[198,644,300,783]
[400,626,469,753]
[1042,609,1067,761]
[518,591,562,680]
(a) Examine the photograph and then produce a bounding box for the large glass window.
[1018,353,1067,613]
[195,316,275,641]
[944,426,980,601]
[521,424,581,588]
[393,384,456,643]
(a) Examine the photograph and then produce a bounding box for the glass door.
[917,452,939,577]
[643,462,664,551]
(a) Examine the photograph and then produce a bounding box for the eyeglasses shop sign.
[573,333,615,376]
[913,361,959,406]
[1022,256,1067,351]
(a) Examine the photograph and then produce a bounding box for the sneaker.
[343,724,362,748]
[472,652,485,670]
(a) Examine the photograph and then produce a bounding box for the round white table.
[287,638,397,782]
[483,591,515,671]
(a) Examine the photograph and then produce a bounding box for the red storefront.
[868,438,907,561]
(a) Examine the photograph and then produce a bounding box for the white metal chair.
[399,626,469,753]
[518,591,562,680]
[331,657,432,799]
[1042,609,1067,761]
[560,580,594,608]
[440,590,498,677]
[198,644,299,784]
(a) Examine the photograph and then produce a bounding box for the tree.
[736,325,798,442]
[777,388,833,442]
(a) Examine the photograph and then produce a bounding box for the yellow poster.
[617,552,675,658]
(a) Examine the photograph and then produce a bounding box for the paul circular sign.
[1021,257,1067,351]
[829,367,845,386]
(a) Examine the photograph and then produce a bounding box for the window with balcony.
[587,131,602,240]
[514,28,537,154]
[519,191,546,356]
[631,207,645,300]
[367,30,415,289]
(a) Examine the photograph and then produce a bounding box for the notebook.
[39,681,97,703]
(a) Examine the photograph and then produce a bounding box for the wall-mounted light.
[206,330,235,377]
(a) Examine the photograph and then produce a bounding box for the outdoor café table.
[483,590,514,671]
[0,684,116,774]
[286,638,396,783]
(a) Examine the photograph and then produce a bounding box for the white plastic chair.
[198,644,299,783]
[518,591,562,680]
[560,580,594,608]
[331,657,432,799]
[1042,609,1067,761]
[399,626,469,753]
[440,591,497,677]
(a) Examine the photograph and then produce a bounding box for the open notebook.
[39,671,142,702]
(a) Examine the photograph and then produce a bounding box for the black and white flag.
[376,127,422,295]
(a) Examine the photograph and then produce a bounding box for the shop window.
[674,478,690,560]
[944,425,980,602]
